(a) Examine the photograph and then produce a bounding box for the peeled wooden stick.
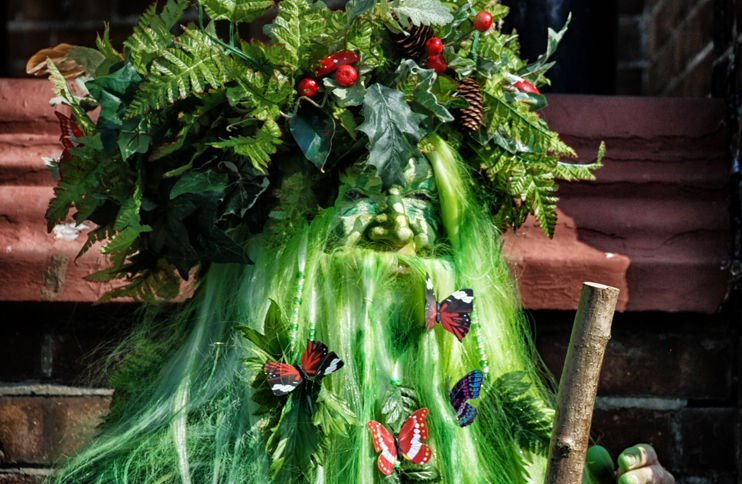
[545,282,620,484]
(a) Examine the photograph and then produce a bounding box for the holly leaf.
[394,60,453,122]
[289,105,335,171]
[200,0,275,23]
[357,84,426,188]
[391,0,453,27]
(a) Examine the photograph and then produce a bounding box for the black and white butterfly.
[263,340,344,396]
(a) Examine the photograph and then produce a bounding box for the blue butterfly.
[447,370,484,427]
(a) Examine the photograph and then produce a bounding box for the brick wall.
[617,0,715,96]
[0,304,737,483]
[2,0,719,97]
[537,310,739,483]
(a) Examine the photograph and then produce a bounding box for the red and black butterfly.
[55,112,84,163]
[424,273,474,342]
[367,409,432,475]
[263,340,344,396]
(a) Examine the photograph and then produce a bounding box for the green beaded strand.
[288,270,305,351]
[307,286,317,342]
[470,311,489,372]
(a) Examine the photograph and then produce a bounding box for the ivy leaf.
[442,46,476,78]
[442,2,474,39]
[346,0,375,22]
[323,78,366,107]
[391,0,453,27]
[200,0,275,23]
[520,13,571,84]
[394,60,453,122]
[289,105,335,171]
[170,169,229,199]
[358,84,426,188]
[219,162,270,219]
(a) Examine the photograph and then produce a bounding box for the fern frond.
[485,372,554,457]
[200,0,275,23]
[126,41,226,117]
[96,23,122,62]
[263,0,327,65]
[47,61,94,133]
[212,119,282,171]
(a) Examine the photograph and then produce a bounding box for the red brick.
[679,408,737,474]
[0,475,42,484]
[591,407,677,471]
[0,396,110,464]
[536,312,732,400]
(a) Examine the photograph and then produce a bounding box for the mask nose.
[367,187,414,248]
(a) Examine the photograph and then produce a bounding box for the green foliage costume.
[36,0,605,482]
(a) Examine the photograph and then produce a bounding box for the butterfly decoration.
[424,273,474,342]
[448,370,484,427]
[55,111,84,163]
[263,340,344,396]
[367,409,432,475]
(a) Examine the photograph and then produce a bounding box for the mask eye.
[405,192,431,202]
[344,190,369,201]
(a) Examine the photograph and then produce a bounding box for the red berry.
[315,50,360,77]
[425,37,444,56]
[297,78,319,97]
[514,79,540,94]
[335,65,358,87]
[427,55,447,74]
[473,11,493,32]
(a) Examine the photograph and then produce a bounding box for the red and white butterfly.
[424,273,474,342]
[55,111,84,163]
[263,340,344,396]
[367,409,432,475]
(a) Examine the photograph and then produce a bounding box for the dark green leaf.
[381,385,419,433]
[357,84,426,188]
[220,177,270,219]
[170,170,229,199]
[289,105,335,171]
[86,64,142,129]
[399,462,442,483]
[394,60,453,122]
[346,0,374,22]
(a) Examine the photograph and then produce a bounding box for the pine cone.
[456,77,483,132]
[391,22,434,62]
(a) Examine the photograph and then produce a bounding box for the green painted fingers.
[330,157,441,255]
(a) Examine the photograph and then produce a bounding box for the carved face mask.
[330,157,442,255]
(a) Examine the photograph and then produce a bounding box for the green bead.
[479,360,489,368]
[477,347,486,355]
[390,379,401,386]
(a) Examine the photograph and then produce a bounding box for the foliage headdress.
[34,0,603,302]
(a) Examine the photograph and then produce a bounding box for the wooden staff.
[545,282,620,484]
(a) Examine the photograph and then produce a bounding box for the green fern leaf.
[126,36,226,117]
[263,0,327,65]
[96,23,122,62]
[485,372,554,457]
[212,119,282,171]
[201,0,275,23]
[226,64,292,119]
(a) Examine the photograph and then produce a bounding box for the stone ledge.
[0,80,731,312]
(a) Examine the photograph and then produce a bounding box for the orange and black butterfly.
[424,273,474,342]
[263,340,344,396]
[367,409,432,475]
